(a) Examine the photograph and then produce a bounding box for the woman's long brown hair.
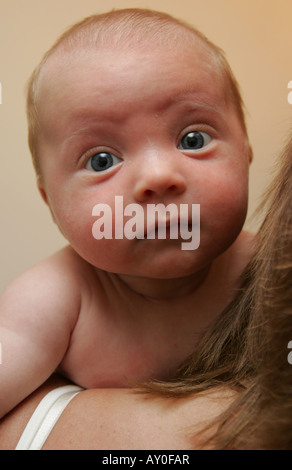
[141,133,292,449]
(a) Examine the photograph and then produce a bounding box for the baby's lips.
[143,218,188,239]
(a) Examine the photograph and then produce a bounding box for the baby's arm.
[0,256,80,418]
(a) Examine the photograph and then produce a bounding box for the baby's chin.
[70,231,230,282]
[115,252,213,282]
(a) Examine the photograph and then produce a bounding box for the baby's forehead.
[37,44,237,149]
[38,49,228,125]
[28,13,247,176]
[39,33,225,96]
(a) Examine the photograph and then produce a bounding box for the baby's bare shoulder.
[0,246,90,329]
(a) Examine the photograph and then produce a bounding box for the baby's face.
[37,41,251,279]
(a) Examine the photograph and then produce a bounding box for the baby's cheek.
[52,198,93,243]
[220,181,248,232]
[201,175,248,231]
[226,174,248,208]
[70,212,95,246]
[57,203,115,265]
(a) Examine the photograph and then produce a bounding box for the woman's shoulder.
[0,375,71,450]
[43,384,235,450]
[0,371,236,450]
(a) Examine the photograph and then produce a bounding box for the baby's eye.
[86,152,122,172]
[178,131,211,151]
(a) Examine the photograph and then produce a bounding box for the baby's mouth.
[142,218,190,240]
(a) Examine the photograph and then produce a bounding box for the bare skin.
[0,374,235,450]
[0,37,254,418]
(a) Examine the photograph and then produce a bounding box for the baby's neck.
[115,266,211,301]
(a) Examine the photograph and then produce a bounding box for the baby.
[0,8,254,418]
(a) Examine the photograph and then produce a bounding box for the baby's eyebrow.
[67,126,95,138]
[58,124,104,157]
[174,88,224,109]
[61,87,226,146]
[153,85,226,117]
[61,125,103,153]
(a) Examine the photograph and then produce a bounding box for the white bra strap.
[15,385,83,450]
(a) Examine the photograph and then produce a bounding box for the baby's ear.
[248,144,253,164]
[37,176,48,205]
[37,177,57,224]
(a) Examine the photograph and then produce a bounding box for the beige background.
[1,0,292,292]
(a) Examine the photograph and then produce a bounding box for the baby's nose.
[133,156,186,203]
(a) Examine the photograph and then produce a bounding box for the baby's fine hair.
[26,8,247,177]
